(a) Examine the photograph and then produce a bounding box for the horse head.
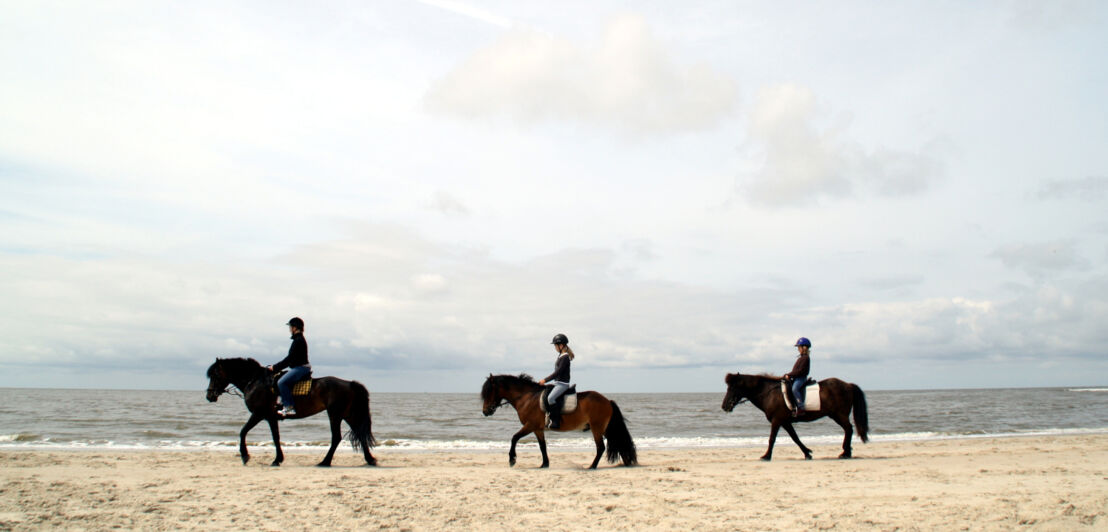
[205,357,262,402]
[480,374,501,416]
[722,372,751,412]
[206,359,229,402]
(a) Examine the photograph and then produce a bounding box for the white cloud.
[740,84,944,206]
[424,15,737,134]
[1037,176,1108,200]
[990,240,1088,279]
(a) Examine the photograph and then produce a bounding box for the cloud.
[990,240,1088,279]
[424,15,737,134]
[414,0,514,29]
[739,84,944,206]
[3,222,1106,390]
[427,190,471,217]
[1036,176,1108,200]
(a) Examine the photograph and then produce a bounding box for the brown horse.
[481,374,637,469]
[206,357,377,467]
[722,372,869,461]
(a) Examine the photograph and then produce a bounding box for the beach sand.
[1,434,1105,531]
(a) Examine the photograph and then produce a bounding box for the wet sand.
[1,434,1105,530]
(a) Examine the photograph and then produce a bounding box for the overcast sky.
[2,1,1106,393]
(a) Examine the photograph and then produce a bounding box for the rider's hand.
[266,365,273,371]
[538,379,545,386]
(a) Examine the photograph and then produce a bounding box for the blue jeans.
[278,366,311,408]
[548,381,570,406]
[791,377,807,409]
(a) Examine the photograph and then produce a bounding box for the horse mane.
[481,373,540,401]
[726,371,783,387]
[207,357,264,379]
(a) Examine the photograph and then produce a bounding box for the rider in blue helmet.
[785,337,811,416]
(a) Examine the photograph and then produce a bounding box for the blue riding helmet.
[795,337,811,348]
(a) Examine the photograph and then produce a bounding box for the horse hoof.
[804,454,813,460]
[241,457,250,465]
[316,462,331,467]
[838,453,852,459]
[367,459,378,466]
[509,457,516,467]
[760,456,771,461]
[540,463,549,469]
[270,461,281,467]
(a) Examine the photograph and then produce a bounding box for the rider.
[267,317,310,417]
[785,337,811,416]
[537,333,574,429]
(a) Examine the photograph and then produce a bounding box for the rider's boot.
[547,398,562,429]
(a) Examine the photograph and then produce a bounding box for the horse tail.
[604,401,638,466]
[852,383,869,443]
[348,380,377,451]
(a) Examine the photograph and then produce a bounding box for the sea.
[1,388,1106,454]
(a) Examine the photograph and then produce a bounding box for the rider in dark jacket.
[786,337,811,416]
[267,317,310,417]
[538,333,574,429]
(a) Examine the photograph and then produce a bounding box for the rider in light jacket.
[538,333,574,429]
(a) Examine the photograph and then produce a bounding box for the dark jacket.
[544,354,571,383]
[273,332,309,371]
[785,354,810,380]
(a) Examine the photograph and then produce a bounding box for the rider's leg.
[791,378,806,413]
[277,366,309,414]
[547,381,569,429]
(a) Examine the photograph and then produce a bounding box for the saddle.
[781,378,820,412]
[540,385,578,414]
[269,369,314,397]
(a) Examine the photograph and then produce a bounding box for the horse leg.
[588,423,606,470]
[761,422,781,461]
[782,422,813,460]
[318,410,342,467]
[832,413,853,459]
[239,413,263,465]
[267,416,284,466]
[508,428,531,467]
[536,429,550,468]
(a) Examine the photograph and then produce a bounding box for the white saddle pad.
[541,391,578,414]
[781,381,821,411]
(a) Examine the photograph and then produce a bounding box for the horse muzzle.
[206,390,220,402]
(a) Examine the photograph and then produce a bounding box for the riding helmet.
[286,317,305,330]
[551,333,569,345]
[795,337,811,348]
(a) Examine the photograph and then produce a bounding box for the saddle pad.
[781,381,821,411]
[541,388,578,414]
[292,379,312,396]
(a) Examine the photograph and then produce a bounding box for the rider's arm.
[542,355,568,383]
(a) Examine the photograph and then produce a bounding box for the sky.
[1,1,1106,393]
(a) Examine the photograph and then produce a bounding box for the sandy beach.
[1,434,1105,531]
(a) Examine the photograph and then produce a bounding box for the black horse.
[205,357,376,467]
[722,372,869,461]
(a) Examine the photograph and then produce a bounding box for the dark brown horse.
[205,357,377,467]
[481,374,637,469]
[722,372,869,461]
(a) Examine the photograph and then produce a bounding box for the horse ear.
[725,373,736,385]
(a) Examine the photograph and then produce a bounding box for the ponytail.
[562,345,576,361]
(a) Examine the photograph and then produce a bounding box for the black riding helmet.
[551,333,568,345]
[286,317,304,330]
